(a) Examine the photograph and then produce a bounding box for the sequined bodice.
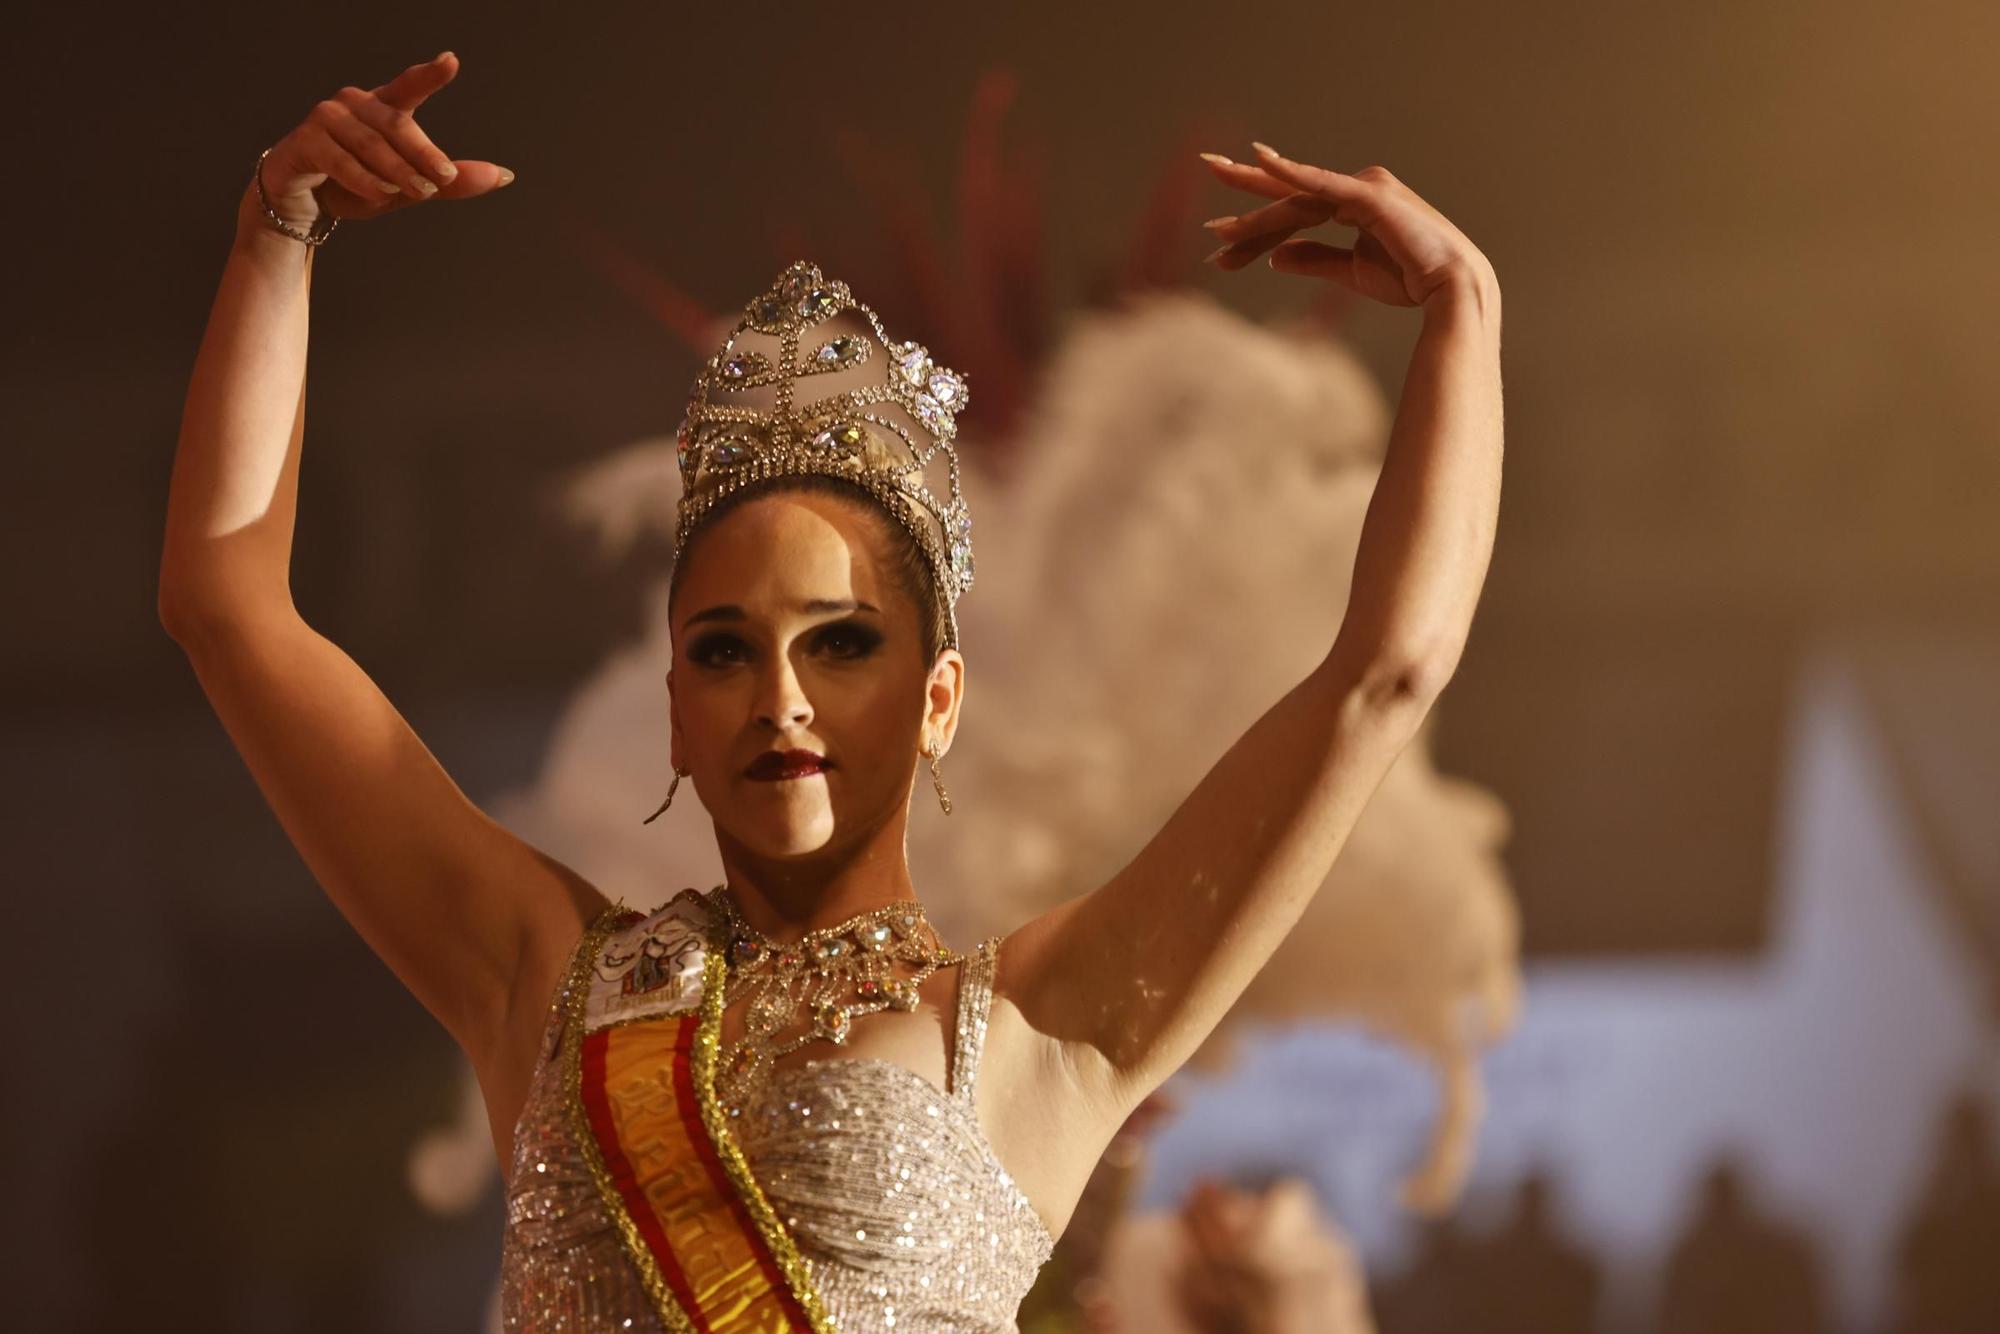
[498,919,1054,1331]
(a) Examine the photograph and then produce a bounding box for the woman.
[158,49,1502,1333]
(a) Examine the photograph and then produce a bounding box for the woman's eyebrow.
[683,598,881,627]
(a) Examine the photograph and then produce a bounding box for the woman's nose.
[753,656,813,727]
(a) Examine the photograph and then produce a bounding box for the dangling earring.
[642,763,689,825]
[926,737,953,815]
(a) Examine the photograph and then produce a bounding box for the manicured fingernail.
[437,161,458,181]
[1203,244,1230,264]
[1199,152,1233,166]
[416,178,439,196]
[1201,215,1236,230]
[378,178,402,193]
[497,168,516,186]
[1252,141,1281,158]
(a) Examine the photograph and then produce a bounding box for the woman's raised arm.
[998,145,1504,1124]
[156,55,602,1097]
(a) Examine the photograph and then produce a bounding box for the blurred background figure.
[1028,1089,1377,1334]
[1886,1088,2000,1334]
[1118,1175,1376,1334]
[1372,1168,1598,1334]
[1656,1155,1825,1334]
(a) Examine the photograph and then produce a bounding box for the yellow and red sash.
[561,889,834,1332]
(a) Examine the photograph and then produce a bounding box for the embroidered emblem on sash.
[585,887,712,1027]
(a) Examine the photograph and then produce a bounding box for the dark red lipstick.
[745,748,831,781]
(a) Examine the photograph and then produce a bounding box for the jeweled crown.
[673,260,975,652]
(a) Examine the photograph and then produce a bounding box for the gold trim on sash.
[560,898,838,1332]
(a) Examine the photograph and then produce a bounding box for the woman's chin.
[733,778,837,852]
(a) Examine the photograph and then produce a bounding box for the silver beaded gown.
[498,922,1056,1332]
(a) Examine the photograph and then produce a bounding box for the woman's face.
[668,491,958,860]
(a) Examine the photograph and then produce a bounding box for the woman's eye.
[687,624,880,667]
[688,634,746,667]
[818,623,882,658]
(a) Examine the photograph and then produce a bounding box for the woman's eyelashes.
[819,622,884,658]
[687,621,883,668]
[685,632,745,667]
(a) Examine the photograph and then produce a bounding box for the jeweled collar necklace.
[711,886,960,1109]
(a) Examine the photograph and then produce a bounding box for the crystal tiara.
[673,259,975,652]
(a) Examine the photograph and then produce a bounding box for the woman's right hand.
[253,50,513,233]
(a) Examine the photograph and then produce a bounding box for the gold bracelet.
[254,146,339,246]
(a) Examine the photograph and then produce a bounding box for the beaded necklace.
[713,886,961,1110]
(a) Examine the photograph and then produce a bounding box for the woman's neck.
[713,835,923,945]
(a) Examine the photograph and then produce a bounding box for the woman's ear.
[926,649,965,752]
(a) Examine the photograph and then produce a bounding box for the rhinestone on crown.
[672,260,976,651]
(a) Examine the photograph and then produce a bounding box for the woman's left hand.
[1199,142,1494,310]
